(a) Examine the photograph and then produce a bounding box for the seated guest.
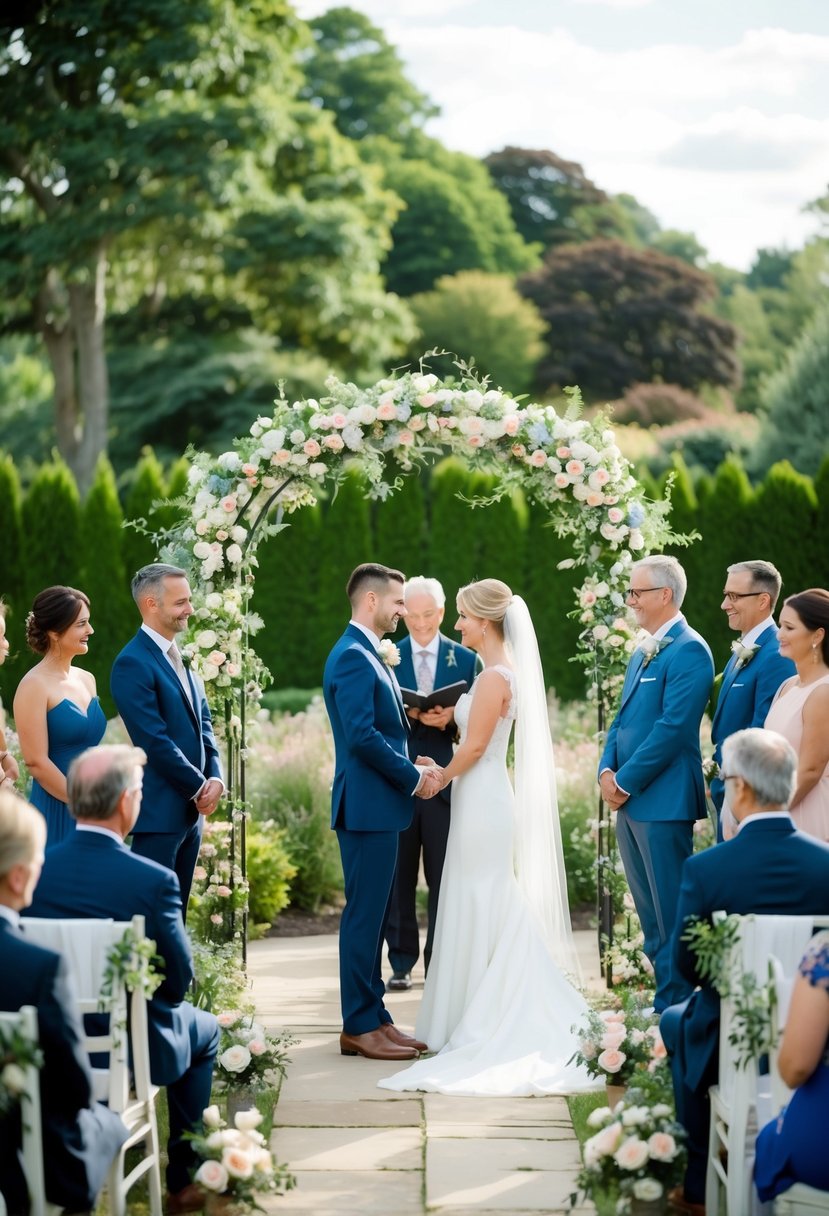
[26,744,220,1214]
[0,788,127,1215]
[755,929,829,1203]
[660,728,829,1216]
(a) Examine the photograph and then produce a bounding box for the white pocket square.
[732,682,745,688]
[639,676,657,683]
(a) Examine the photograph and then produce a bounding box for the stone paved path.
[250,930,601,1216]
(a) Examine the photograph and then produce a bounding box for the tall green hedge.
[314,471,373,673]
[255,501,322,690]
[0,455,25,703]
[122,448,167,578]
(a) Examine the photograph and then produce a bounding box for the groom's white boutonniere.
[636,633,673,668]
[378,640,401,667]
[445,646,457,669]
[731,639,759,669]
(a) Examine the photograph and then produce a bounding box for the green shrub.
[259,688,322,715]
[246,822,297,934]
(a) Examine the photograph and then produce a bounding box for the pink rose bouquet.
[570,996,668,1086]
[189,1106,294,1209]
[214,1011,292,1092]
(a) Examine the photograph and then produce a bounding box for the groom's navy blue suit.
[323,624,421,1035]
[599,617,713,1011]
[661,816,829,1202]
[111,628,222,909]
[709,625,793,833]
[26,829,220,1195]
[0,917,127,1214]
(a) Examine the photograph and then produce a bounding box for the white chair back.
[0,1005,49,1216]
[23,915,162,1216]
[707,913,825,1216]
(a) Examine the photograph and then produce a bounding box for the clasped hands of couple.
[415,756,446,800]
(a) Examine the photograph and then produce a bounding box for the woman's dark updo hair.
[26,586,90,655]
[785,588,829,665]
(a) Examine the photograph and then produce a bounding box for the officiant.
[384,576,480,991]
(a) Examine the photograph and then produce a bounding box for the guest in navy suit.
[661,728,829,1215]
[26,745,220,1214]
[111,564,223,911]
[0,788,126,1216]
[599,555,714,1012]
[385,576,480,991]
[710,560,794,840]
[323,564,441,1061]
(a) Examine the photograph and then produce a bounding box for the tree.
[749,462,818,598]
[255,502,322,689]
[313,472,372,670]
[373,475,426,578]
[483,147,610,249]
[372,144,538,297]
[79,456,131,715]
[522,504,583,700]
[0,2,412,488]
[474,479,528,596]
[408,272,546,394]
[520,240,740,399]
[694,459,754,662]
[20,461,82,634]
[752,304,829,477]
[425,460,482,597]
[122,449,168,577]
[298,5,438,143]
[650,230,707,267]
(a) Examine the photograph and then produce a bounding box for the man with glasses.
[710,560,794,839]
[661,727,829,1216]
[598,554,713,1014]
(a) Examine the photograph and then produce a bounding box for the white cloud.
[570,0,657,8]
[294,0,476,19]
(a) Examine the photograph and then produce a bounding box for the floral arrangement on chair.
[572,1084,686,1213]
[571,995,667,1086]
[213,1011,292,1093]
[191,1106,294,1210]
[0,1022,42,1116]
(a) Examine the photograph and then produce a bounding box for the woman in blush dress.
[379,579,598,1097]
[754,930,829,1203]
[13,586,105,848]
[764,589,829,842]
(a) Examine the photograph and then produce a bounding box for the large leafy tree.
[520,239,740,399]
[0,1,412,489]
[484,147,611,249]
[752,304,829,477]
[298,5,438,143]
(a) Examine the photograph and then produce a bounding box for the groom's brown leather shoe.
[339,1028,419,1059]
[382,1023,428,1052]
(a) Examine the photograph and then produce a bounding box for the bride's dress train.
[378,666,599,1096]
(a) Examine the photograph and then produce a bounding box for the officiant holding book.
[385,577,480,991]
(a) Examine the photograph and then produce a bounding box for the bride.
[379,578,599,1096]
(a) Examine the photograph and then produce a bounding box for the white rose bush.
[572,1086,686,1213]
[189,1107,294,1209]
[213,1010,292,1093]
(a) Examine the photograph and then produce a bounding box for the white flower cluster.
[579,1091,685,1210]
[195,1106,276,1197]
[213,1010,287,1091]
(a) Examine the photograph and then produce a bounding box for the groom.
[323,563,441,1061]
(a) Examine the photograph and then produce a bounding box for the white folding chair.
[706,913,822,1216]
[767,949,829,1216]
[0,1005,57,1216]
[23,915,163,1216]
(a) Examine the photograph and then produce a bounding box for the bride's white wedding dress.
[378,666,599,1096]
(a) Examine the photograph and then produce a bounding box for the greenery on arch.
[162,368,681,715]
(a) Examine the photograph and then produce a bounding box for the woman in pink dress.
[765,588,829,842]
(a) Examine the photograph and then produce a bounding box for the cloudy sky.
[294,0,829,270]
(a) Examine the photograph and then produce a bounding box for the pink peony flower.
[647,1131,678,1161]
[195,1160,229,1192]
[417,392,438,408]
[207,650,227,667]
[210,913,223,925]
[565,459,585,477]
[216,885,232,898]
[554,472,570,488]
[377,402,397,421]
[398,429,414,446]
[222,1146,254,1180]
[614,1136,650,1170]
[467,435,484,448]
[600,1026,627,1051]
[248,1039,267,1056]
[303,439,321,458]
[272,449,292,464]
[242,463,258,478]
[556,446,571,459]
[193,866,208,881]
[331,412,348,428]
[221,497,237,513]
[607,507,625,524]
[511,443,526,458]
[324,434,345,451]
[503,415,520,436]
[530,450,548,468]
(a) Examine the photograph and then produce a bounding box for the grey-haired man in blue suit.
[599,554,714,1013]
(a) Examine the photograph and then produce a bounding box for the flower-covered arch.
[162,368,679,963]
[165,369,674,705]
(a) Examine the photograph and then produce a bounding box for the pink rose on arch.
[417,392,438,407]
[216,885,232,898]
[511,443,526,458]
[607,507,625,524]
[565,459,585,477]
[210,913,223,925]
[581,590,597,607]
[331,412,348,428]
[437,416,453,428]
[303,438,321,458]
[586,491,604,507]
[207,650,227,667]
[272,449,292,465]
[215,529,228,542]
[324,434,345,451]
[556,446,571,459]
[221,497,237,513]
[193,866,208,882]
[503,415,520,436]
[398,429,414,446]
[242,463,258,478]
[597,1047,627,1074]
[554,472,570,488]
[195,519,210,536]
[529,450,548,468]
[376,402,397,421]
[467,435,484,448]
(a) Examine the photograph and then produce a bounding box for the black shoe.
[386,971,412,991]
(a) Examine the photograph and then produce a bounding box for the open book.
[398,680,468,713]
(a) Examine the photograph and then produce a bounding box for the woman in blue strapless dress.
[13,586,105,848]
[754,930,829,1202]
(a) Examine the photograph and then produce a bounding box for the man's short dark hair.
[131,563,188,605]
[346,563,404,608]
[727,560,784,611]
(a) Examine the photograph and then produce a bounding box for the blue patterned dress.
[29,697,106,849]
[755,931,829,1200]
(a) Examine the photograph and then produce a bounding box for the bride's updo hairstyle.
[456,579,513,637]
[26,586,90,655]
